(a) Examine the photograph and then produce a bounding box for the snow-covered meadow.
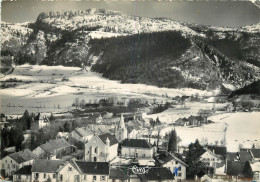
[0,64,216,114]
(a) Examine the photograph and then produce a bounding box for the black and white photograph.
[1,0,260,181]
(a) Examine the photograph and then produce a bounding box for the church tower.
[115,114,127,143]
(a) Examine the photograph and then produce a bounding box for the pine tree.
[168,129,177,153]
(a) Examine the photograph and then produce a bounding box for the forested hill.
[1,8,259,90]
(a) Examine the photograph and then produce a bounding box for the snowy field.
[144,112,260,152]
[208,112,260,152]
[0,64,216,114]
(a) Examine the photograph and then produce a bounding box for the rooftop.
[40,138,73,153]
[74,127,93,137]
[121,139,152,149]
[109,168,129,180]
[31,159,65,173]
[9,149,35,164]
[13,165,32,175]
[98,133,118,146]
[75,161,109,175]
[143,167,174,181]
[154,152,188,167]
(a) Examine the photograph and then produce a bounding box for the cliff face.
[1,9,259,90]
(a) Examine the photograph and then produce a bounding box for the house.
[200,148,223,168]
[175,118,189,126]
[102,117,121,124]
[141,167,175,182]
[31,159,80,182]
[13,165,32,182]
[31,113,50,130]
[226,152,239,162]
[241,148,260,161]
[0,113,9,129]
[84,133,118,162]
[75,161,109,182]
[206,145,227,158]
[127,126,139,139]
[250,161,260,181]
[1,149,35,177]
[188,115,204,126]
[154,152,188,181]
[33,138,76,159]
[237,151,253,162]
[56,132,70,139]
[88,113,103,124]
[121,139,153,159]
[68,127,94,145]
[226,161,253,181]
[195,171,213,182]
[109,168,129,182]
[115,114,127,143]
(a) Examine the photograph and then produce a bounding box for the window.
[135,153,138,158]
[44,173,46,178]
[179,166,181,170]
[68,167,72,171]
[87,151,89,154]
[18,175,21,179]
[60,174,63,181]
[94,147,98,154]
[7,164,10,168]
[84,175,86,180]
[93,176,97,181]
[178,173,182,177]
[101,176,106,181]
[5,160,7,163]
[175,161,178,164]
[94,157,97,162]
[34,173,39,179]
[53,174,56,178]
[11,160,12,163]
[143,154,145,158]
[212,158,215,161]
[12,164,15,169]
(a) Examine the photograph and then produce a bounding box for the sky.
[1,0,260,27]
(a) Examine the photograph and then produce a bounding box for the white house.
[127,127,139,139]
[68,127,94,145]
[1,149,35,177]
[84,133,118,162]
[31,113,50,130]
[13,165,32,182]
[121,139,153,159]
[200,148,223,168]
[115,114,127,143]
[154,152,188,182]
[31,159,81,182]
[75,161,109,182]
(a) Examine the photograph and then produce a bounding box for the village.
[1,96,260,182]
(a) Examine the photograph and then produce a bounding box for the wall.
[33,146,46,159]
[200,151,222,167]
[1,156,19,177]
[57,163,80,182]
[85,136,107,162]
[32,172,56,182]
[13,174,31,182]
[121,147,153,158]
[162,160,186,181]
[81,174,109,182]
